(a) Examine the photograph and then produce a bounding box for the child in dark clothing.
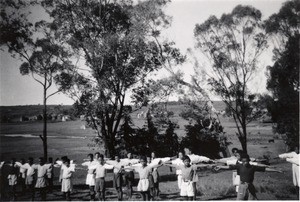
[216,153,282,200]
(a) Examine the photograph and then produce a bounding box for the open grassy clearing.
[0,103,298,200]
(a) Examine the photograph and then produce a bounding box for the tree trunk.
[241,125,247,153]
[43,86,48,160]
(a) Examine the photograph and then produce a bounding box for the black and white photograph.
[0,0,299,201]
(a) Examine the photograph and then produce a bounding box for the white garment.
[61,166,74,192]
[279,152,299,186]
[137,179,149,192]
[188,154,210,164]
[82,160,98,186]
[172,158,184,189]
[180,181,194,197]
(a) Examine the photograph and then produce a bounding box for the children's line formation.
[0,146,298,201]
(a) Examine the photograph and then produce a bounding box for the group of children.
[1,146,298,201]
[1,157,55,201]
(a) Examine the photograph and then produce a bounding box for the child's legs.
[140,191,146,201]
[192,182,197,200]
[116,187,123,200]
[66,191,71,201]
[236,183,247,200]
[9,185,16,200]
[27,183,35,200]
[89,185,95,200]
[247,184,257,200]
[40,187,47,201]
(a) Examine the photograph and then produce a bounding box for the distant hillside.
[0,101,226,123]
[0,105,73,122]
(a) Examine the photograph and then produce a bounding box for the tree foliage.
[1,0,72,159]
[264,0,299,150]
[266,35,299,149]
[179,100,226,158]
[193,5,268,152]
[42,0,182,157]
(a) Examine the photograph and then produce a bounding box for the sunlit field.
[0,104,298,200]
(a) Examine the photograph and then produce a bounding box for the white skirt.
[35,177,47,188]
[137,179,149,192]
[61,178,73,192]
[180,181,194,197]
[86,173,95,186]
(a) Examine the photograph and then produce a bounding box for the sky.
[0,0,287,106]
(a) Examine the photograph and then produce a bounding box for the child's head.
[151,152,156,159]
[98,154,104,164]
[20,158,25,164]
[95,152,100,160]
[240,153,250,165]
[231,148,239,156]
[48,157,53,163]
[140,156,147,166]
[183,155,191,166]
[115,155,120,162]
[146,156,151,164]
[64,158,70,167]
[236,150,242,160]
[87,153,94,161]
[61,156,68,163]
[28,157,33,165]
[184,148,192,155]
[11,158,16,164]
[39,157,45,165]
[178,151,184,159]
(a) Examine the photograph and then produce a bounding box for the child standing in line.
[93,154,114,201]
[125,156,162,201]
[23,157,36,201]
[61,159,75,201]
[106,155,126,201]
[216,153,282,200]
[35,157,52,201]
[82,153,97,201]
[279,146,299,197]
[17,158,26,194]
[122,152,139,200]
[47,157,54,193]
[164,155,214,201]
[184,147,213,200]
[7,158,19,201]
[169,151,184,190]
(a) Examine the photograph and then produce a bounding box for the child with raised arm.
[23,157,36,201]
[279,146,299,193]
[106,155,126,201]
[125,156,162,201]
[16,158,26,194]
[164,155,214,201]
[61,158,75,201]
[82,153,97,201]
[169,151,184,190]
[122,152,139,199]
[7,158,19,201]
[35,157,52,201]
[184,147,213,200]
[94,154,114,201]
[217,150,272,194]
[216,153,282,200]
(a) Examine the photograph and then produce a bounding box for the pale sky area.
[0,0,287,106]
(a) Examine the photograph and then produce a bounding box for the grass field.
[0,104,298,200]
